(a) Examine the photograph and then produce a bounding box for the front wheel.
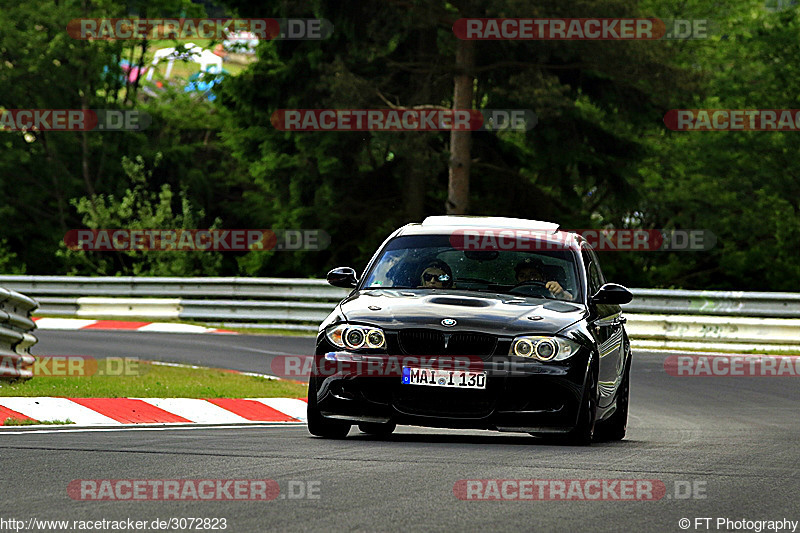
[563,371,597,446]
[595,357,630,442]
[307,378,350,439]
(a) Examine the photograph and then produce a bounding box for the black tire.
[563,370,597,446]
[595,357,631,442]
[307,378,350,439]
[358,421,397,436]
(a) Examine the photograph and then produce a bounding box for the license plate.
[401,366,487,389]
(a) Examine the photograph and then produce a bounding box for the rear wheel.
[595,357,630,442]
[358,421,396,436]
[306,378,350,439]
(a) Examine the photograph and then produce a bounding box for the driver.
[514,258,573,301]
[418,260,454,289]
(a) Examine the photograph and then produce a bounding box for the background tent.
[145,43,223,81]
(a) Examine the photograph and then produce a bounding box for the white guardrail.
[0,276,798,352]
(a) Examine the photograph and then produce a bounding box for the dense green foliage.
[1,0,798,290]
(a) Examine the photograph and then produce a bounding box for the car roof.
[394,216,584,250]
[421,215,560,232]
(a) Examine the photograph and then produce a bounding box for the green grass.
[3,418,74,426]
[0,361,307,398]
[147,38,216,50]
[217,326,316,337]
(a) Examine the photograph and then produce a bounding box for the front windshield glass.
[361,234,583,302]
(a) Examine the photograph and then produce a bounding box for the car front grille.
[397,329,497,357]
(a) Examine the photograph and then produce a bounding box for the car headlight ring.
[326,324,386,350]
[509,336,580,361]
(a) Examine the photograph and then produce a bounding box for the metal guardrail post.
[0,287,39,381]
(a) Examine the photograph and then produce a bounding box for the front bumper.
[310,350,592,433]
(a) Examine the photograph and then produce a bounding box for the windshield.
[361,234,583,302]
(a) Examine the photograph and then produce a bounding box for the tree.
[0,0,239,274]
[447,36,474,214]
[625,0,800,289]
[60,153,223,276]
[216,0,695,278]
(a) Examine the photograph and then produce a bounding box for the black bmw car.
[307,216,633,445]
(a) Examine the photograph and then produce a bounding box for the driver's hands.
[546,281,574,301]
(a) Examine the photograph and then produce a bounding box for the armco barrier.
[0,276,797,350]
[1,276,798,317]
[622,288,800,318]
[626,315,800,352]
[0,276,348,301]
[0,287,39,380]
[0,276,349,328]
[75,298,181,319]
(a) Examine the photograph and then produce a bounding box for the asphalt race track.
[32,330,317,378]
[1,331,797,532]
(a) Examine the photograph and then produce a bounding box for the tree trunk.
[405,30,435,222]
[405,166,425,221]
[446,39,474,214]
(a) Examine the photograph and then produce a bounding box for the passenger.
[418,260,453,289]
[514,257,573,301]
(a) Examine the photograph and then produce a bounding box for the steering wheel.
[508,280,552,297]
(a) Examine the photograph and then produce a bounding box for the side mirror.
[590,283,633,305]
[327,267,358,288]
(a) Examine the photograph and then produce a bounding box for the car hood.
[338,289,587,336]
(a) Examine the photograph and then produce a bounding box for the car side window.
[581,246,603,296]
[587,247,606,286]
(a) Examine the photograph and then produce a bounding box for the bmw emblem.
[438,377,447,385]
[441,318,457,327]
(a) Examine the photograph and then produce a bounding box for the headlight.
[513,339,533,357]
[366,329,385,348]
[509,336,580,361]
[345,328,365,348]
[326,324,386,350]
